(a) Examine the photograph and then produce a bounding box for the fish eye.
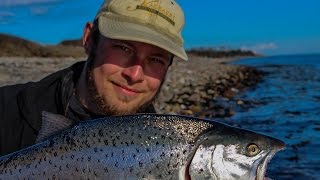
[246,143,260,156]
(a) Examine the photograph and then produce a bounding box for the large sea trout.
[0,113,285,179]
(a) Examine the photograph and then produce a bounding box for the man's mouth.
[112,82,142,96]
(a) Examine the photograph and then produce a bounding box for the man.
[0,0,188,156]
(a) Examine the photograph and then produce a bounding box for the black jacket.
[0,61,155,156]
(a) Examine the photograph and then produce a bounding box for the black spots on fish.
[104,167,109,173]
[160,152,166,158]
[114,162,119,168]
[87,156,92,162]
[94,147,98,153]
[139,161,144,167]
[93,171,99,177]
[112,139,117,147]
[104,139,109,145]
[65,136,76,147]
[76,157,84,162]
[138,134,142,139]
[161,135,166,139]
[172,162,179,168]
[195,168,204,174]
[182,149,188,155]
[98,129,104,137]
[38,157,43,164]
[129,166,134,172]
[136,148,140,153]
[187,140,194,145]
[167,163,170,168]
[84,140,91,148]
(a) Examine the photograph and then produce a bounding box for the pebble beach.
[0,55,262,119]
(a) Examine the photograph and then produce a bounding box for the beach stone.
[236,100,244,105]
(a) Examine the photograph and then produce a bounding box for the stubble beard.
[86,57,162,116]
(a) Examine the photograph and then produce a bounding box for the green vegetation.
[0,33,257,58]
[187,47,257,58]
[0,33,86,57]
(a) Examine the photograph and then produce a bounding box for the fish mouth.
[255,145,285,180]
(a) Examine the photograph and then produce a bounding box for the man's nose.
[122,64,145,83]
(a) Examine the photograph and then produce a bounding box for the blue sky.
[0,0,319,55]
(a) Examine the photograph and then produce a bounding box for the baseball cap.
[94,0,188,61]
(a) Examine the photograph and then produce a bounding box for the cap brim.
[98,15,188,61]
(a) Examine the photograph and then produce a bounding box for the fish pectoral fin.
[35,111,74,143]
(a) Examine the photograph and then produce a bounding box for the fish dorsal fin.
[36,111,74,143]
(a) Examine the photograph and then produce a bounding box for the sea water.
[229,54,320,180]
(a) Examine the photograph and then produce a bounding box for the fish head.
[188,124,285,180]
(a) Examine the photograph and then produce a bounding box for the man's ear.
[82,22,94,55]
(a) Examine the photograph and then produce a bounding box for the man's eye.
[114,45,131,52]
[151,57,165,65]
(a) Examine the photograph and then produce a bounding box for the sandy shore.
[0,56,262,117]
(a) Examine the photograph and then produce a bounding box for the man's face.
[87,36,171,115]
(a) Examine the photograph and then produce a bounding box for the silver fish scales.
[0,113,285,179]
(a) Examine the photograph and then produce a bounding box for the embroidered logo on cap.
[135,0,175,25]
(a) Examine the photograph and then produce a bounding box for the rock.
[223,88,237,99]
[236,100,244,105]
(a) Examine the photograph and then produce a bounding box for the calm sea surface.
[227,54,320,180]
